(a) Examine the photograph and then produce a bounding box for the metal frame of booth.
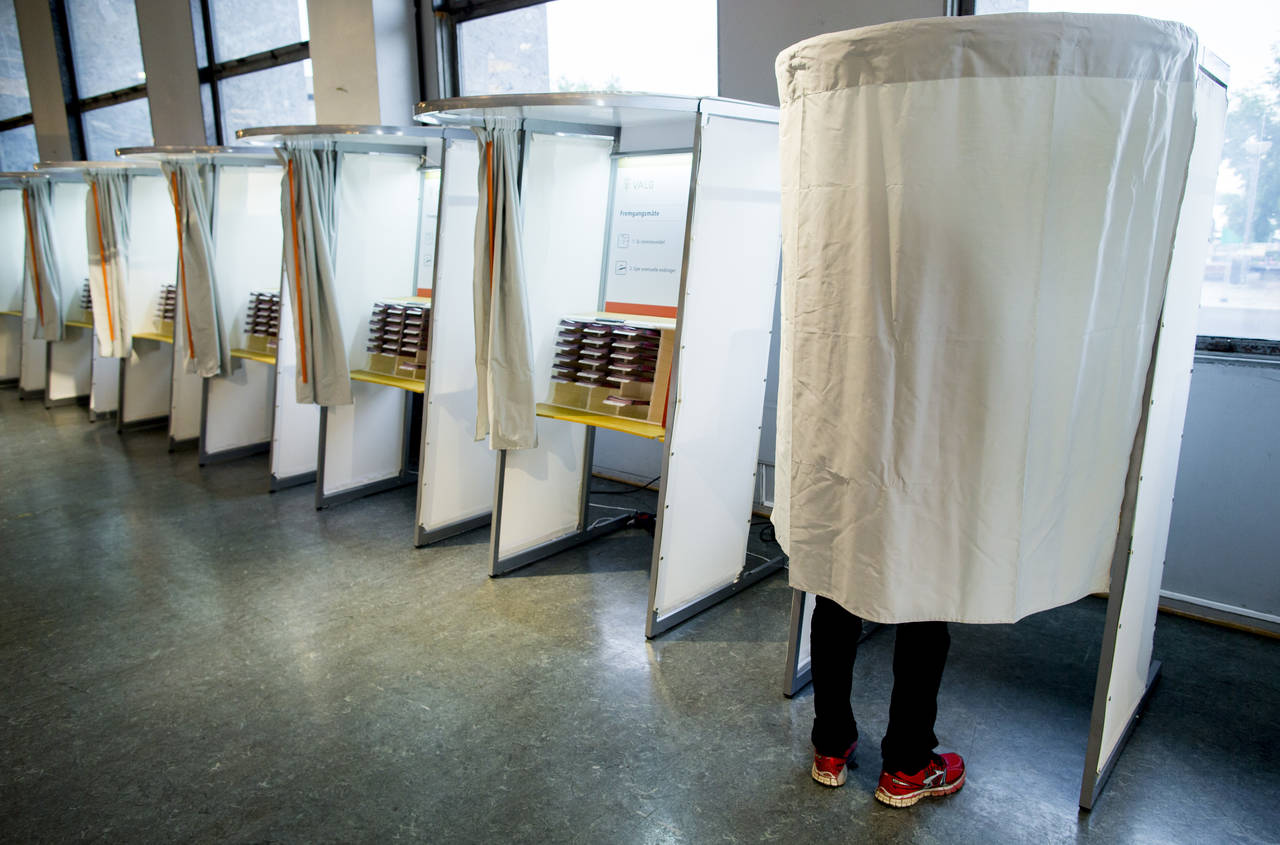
[778,56,1229,812]
[236,125,463,505]
[117,146,284,465]
[416,93,784,637]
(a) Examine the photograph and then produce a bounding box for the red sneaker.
[874,752,965,807]
[811,742,857,787]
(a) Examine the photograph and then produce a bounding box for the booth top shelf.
[414,92,778,130]
[33,161,160,178]
[133,331,174,344]
[350,369,426,394]
[565,310,676,331]
[230,348,277,365]
[236,124,459,153]
[115,146,279,166]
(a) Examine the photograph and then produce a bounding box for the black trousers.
[810,595,950,774]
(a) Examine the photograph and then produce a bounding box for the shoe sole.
[811,763,847,788]
[873,772,965,807]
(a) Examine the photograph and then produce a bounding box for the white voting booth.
[0,174,25,386]
[772,15,1228,811]
[416,94,783,637]
[118,147,284,465]
[236,126,454,504]
[20,166,90,408]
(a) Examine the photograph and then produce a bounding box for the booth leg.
[646,553,786,638]
[415,513,492,548]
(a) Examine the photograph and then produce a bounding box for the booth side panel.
[322,381,407,496]
[652,116,781,617]
[271,259,320,482]
[90,339,119,415]
[1093,77,1228,780]
[496,133,613,557]
[0,316,19,381]
[45,182,91,402]
[205,366,273,453]
[20,304,46,394]
[47,328,91,401]
[419,141,495,534]
[318,153,424,499]
[121,176,179,425]
[205,166,283,455]
[169,289,205,444]
[0,190,21,381]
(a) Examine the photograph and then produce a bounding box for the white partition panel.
[495,132,614,557]
[121,175,178,425]
[417,140,495,538]
[1084,73,1228,804]
[318,152,426,500]
[270,265,320,484]
[18,304,45,393]
[169,283,205,443]
[652,115,781,618]
[46,182,91,403]
[0,188,26,381]
[203,165,283,458]
[89,339,118,416]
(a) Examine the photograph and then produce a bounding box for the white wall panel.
[652,115,780,617]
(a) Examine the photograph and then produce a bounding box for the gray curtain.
[162,160,225,378]
[277,140,351,406]
[83,170,132,358]
[22,178,63,342]
[472,118,536,450]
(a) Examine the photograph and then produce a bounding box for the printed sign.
[603,153,692,312]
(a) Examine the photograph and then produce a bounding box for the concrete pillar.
[136,0,206,146]
[13,0,74,161]
[307,0,419,125]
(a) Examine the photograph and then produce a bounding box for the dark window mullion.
[0,113,36,133]
[49,0,86,160]
[198,0,224,144]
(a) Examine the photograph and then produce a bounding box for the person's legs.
[810,595,862,757]
[875,621,964,807]
[880,621,950,772]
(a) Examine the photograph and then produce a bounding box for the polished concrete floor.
[2,386,1277,844]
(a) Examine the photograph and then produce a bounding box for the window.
[63,0,154,156]
[976,1,1280,341]
[191,0,314,144]
[457,0,717,97]
[0,0,36,170]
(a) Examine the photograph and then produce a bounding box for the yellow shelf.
[133,331,174,344]
[230,347,277,365]
[65,319,93,329]
[1,309,21,317]
[350,368,425,394]
[536,402,665,441]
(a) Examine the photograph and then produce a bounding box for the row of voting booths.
[3,53,1224,810]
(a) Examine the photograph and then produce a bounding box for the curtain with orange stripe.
[21,179,64,342]
[471,119,537,450]
[277,141,350,406]
[160,160,226,378]
[82,170,132,358]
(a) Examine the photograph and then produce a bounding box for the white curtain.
[22,178,63,342]
[83,170,132,358]
[472,118,537,450]
[773,13,1201,623]
[162,160,225,378]
[277,140,350,406]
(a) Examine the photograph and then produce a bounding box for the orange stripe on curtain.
[486,140,495,292]
[169,173,196,358]
[90,182,115,343]
[22,189,44,325]
[287,160,308,384]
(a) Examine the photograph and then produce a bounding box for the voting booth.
[18,166,90,407]
[772,15,1228,810]
[416,93,783,636]
[0,174,25,387]
[236,125,454,503]
[117,147,284,464]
